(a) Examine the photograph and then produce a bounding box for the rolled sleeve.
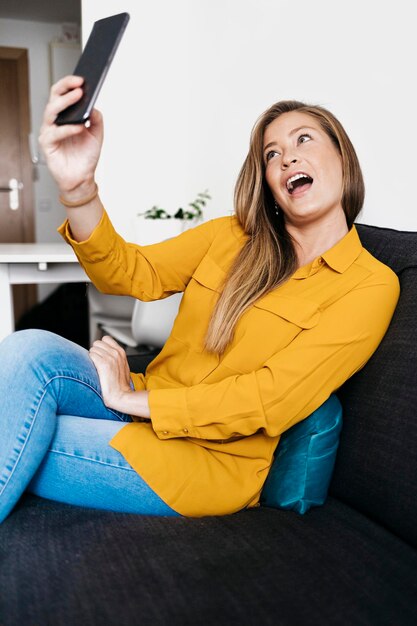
[58,209,117,262]
[148,387,190,439]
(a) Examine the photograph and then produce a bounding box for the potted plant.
[134,190,211,245]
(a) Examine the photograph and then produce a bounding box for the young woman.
[0,76,399,522]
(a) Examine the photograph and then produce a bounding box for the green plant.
[138,190,211,220]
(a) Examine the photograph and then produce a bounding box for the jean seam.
[46,448,136,471]
[47,374,128,422]
[0,385,48,496]
[0,374,127,496]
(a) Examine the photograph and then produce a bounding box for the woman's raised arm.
[39,75,104,241]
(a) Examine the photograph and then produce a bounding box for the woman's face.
[263,111,344,228]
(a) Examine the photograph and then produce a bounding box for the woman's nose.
[281,155,297,169]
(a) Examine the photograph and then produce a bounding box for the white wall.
[80,0,414,234]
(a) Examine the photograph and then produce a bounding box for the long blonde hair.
[204,100,365,354]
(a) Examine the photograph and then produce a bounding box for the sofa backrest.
[330,224,417,548]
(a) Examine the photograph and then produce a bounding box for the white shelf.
[0,243,78,263]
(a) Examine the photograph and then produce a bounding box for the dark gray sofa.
[1,223,416,626]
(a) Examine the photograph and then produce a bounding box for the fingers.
[89,336,131,391]
[50,74,84,97]
[39,122,84,153]
[42,87,84,129]
[101,335,124,350]
[42,75,84,129]
[89,108,102,125]
[88,108,104,143]
[89,336,126,360]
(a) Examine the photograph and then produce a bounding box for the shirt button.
[183,428,189,434]
[162,430,169,435]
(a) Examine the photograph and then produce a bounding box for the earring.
[274,201,279,216]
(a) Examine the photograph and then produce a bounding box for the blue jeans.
[0,329,179,523]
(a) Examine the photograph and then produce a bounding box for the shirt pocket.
[191,254,226,293]
[170,255,225,353]
[219,295,321,375]
[162,255,224,383]
[253,293,320,328]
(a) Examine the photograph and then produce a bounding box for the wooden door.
[0,46,36,322]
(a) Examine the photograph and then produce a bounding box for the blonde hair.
[204,100,365,354]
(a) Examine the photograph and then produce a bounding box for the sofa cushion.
[356,223,417,274]
[1,494,416,626]
[261,394,342,513]
[331,225,417,548]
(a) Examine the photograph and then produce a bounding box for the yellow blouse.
[59,209,400,517]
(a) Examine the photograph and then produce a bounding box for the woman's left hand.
[89,335,150,418]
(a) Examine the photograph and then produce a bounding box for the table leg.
[0,264,14,342]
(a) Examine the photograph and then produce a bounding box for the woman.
[0,76,399,522]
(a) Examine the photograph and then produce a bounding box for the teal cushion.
[260,394,343,514]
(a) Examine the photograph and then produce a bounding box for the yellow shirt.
[59,210,400,517]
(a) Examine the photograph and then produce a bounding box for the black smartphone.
[55,12,130,125]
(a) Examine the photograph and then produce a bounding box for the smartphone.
[55,12,130,125]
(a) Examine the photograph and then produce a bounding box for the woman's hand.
[38,75,103,194]
[89,336,150,419]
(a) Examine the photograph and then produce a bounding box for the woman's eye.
[298,133,312,144]
[266,150,279,162]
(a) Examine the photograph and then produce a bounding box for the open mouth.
[286,173,313,195]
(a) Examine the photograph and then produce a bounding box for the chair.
[88,283,182,352]
[87,284,135,345]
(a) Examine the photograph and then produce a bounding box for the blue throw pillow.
[260,394,343,514]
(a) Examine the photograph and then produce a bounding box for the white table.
[0,243,89,342]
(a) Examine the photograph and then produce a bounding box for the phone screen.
[55,12,130,125]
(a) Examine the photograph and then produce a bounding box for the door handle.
[0,178,24,210]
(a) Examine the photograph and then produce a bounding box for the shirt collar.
[292,225,363,279]
[321,224,363,273]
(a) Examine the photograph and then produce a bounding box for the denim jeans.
[0,329,179,523]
